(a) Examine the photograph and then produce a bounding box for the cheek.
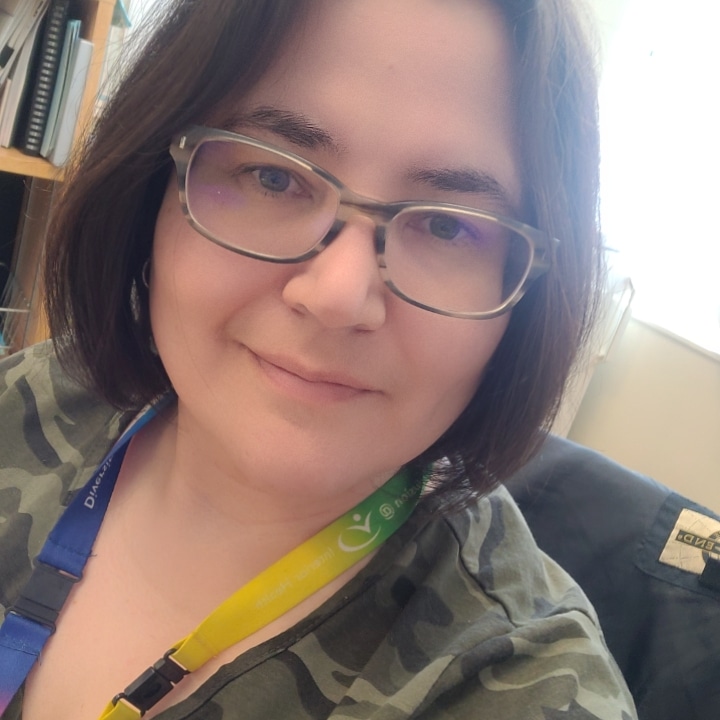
[149,191,280,335]
[152,190,232,307]
[390,310,509,462]
[403,309,510,414]
[445,318,508,395]
[150,197,213,343]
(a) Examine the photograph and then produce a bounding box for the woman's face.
[150,0,519,504]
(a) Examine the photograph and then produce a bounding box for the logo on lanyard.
[337,512,382,552]
[83,458,112,509]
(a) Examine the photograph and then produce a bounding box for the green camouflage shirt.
[0,343,637,719]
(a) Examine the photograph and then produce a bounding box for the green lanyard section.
[99,469,425,719]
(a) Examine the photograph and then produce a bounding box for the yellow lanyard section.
[99,469,425,719]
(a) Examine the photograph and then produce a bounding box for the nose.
[281,216,387,330]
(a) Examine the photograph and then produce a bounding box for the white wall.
[568,317,720,512]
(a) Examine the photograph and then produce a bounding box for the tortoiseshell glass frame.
[169,125,559,319]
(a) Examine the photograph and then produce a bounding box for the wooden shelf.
[0,0,116,350]
[0,147,64,180]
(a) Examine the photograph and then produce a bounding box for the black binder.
[17,0,70,156]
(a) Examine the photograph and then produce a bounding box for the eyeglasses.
[169,126,558,319]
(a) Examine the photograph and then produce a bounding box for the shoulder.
[441,486,601,628]
[184,491,636,719]
[506,435,720,720]
[0,342,130,610]
[0,341,127,489]
[380,489,637,719]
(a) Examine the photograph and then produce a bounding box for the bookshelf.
[0,0,115,180]
[0,0,115,351]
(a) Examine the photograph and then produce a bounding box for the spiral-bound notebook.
[17,0,71,156]
[40,17,80,157]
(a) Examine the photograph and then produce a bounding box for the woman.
[0,0,634,718]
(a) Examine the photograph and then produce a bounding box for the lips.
[248,348,376,402]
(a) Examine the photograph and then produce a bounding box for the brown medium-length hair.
[44,0,601,509]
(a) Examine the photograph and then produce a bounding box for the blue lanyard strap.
[38,446,129,577]
[0,405,160,713]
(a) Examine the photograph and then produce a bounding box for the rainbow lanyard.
[0,403,424,718]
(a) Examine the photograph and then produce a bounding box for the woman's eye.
[257,166,292,193]
[429,214,463,240]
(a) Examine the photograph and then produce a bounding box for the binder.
[48,37,92,166]
[18,0,70,156]
[40,18,80,158]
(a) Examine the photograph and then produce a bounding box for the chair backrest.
[505,436,720,720]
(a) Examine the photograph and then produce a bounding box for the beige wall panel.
[569,318,720,512]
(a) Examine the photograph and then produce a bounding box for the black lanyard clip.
[112,650,189,714]
[7,562,80,631]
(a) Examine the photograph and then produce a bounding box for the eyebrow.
[218,107,514,209]
[407,167,513,208]
[218,107,340,152]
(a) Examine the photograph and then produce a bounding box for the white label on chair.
[659,508,720,574]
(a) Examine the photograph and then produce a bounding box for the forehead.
[215,0,520,204]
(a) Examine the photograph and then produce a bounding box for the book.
[0,0,24,13]
[0,77,10,131]
[0,12,15,56]
[0,0,48,85]
[40,17,79,157]
[0,0,24,56]
[0,14,42,148]
[0,1,30,64]
[18,0,70,155]
[48,37,92,166]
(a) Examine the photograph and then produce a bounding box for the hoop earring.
[141,259,151,289]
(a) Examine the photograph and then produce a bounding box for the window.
[595,0,720,356]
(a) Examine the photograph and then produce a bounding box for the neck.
[110,403,398,601]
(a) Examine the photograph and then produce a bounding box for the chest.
[17,512,377,720]
[19,522,224,720]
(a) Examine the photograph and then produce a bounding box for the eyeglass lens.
[184,138,533,315]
